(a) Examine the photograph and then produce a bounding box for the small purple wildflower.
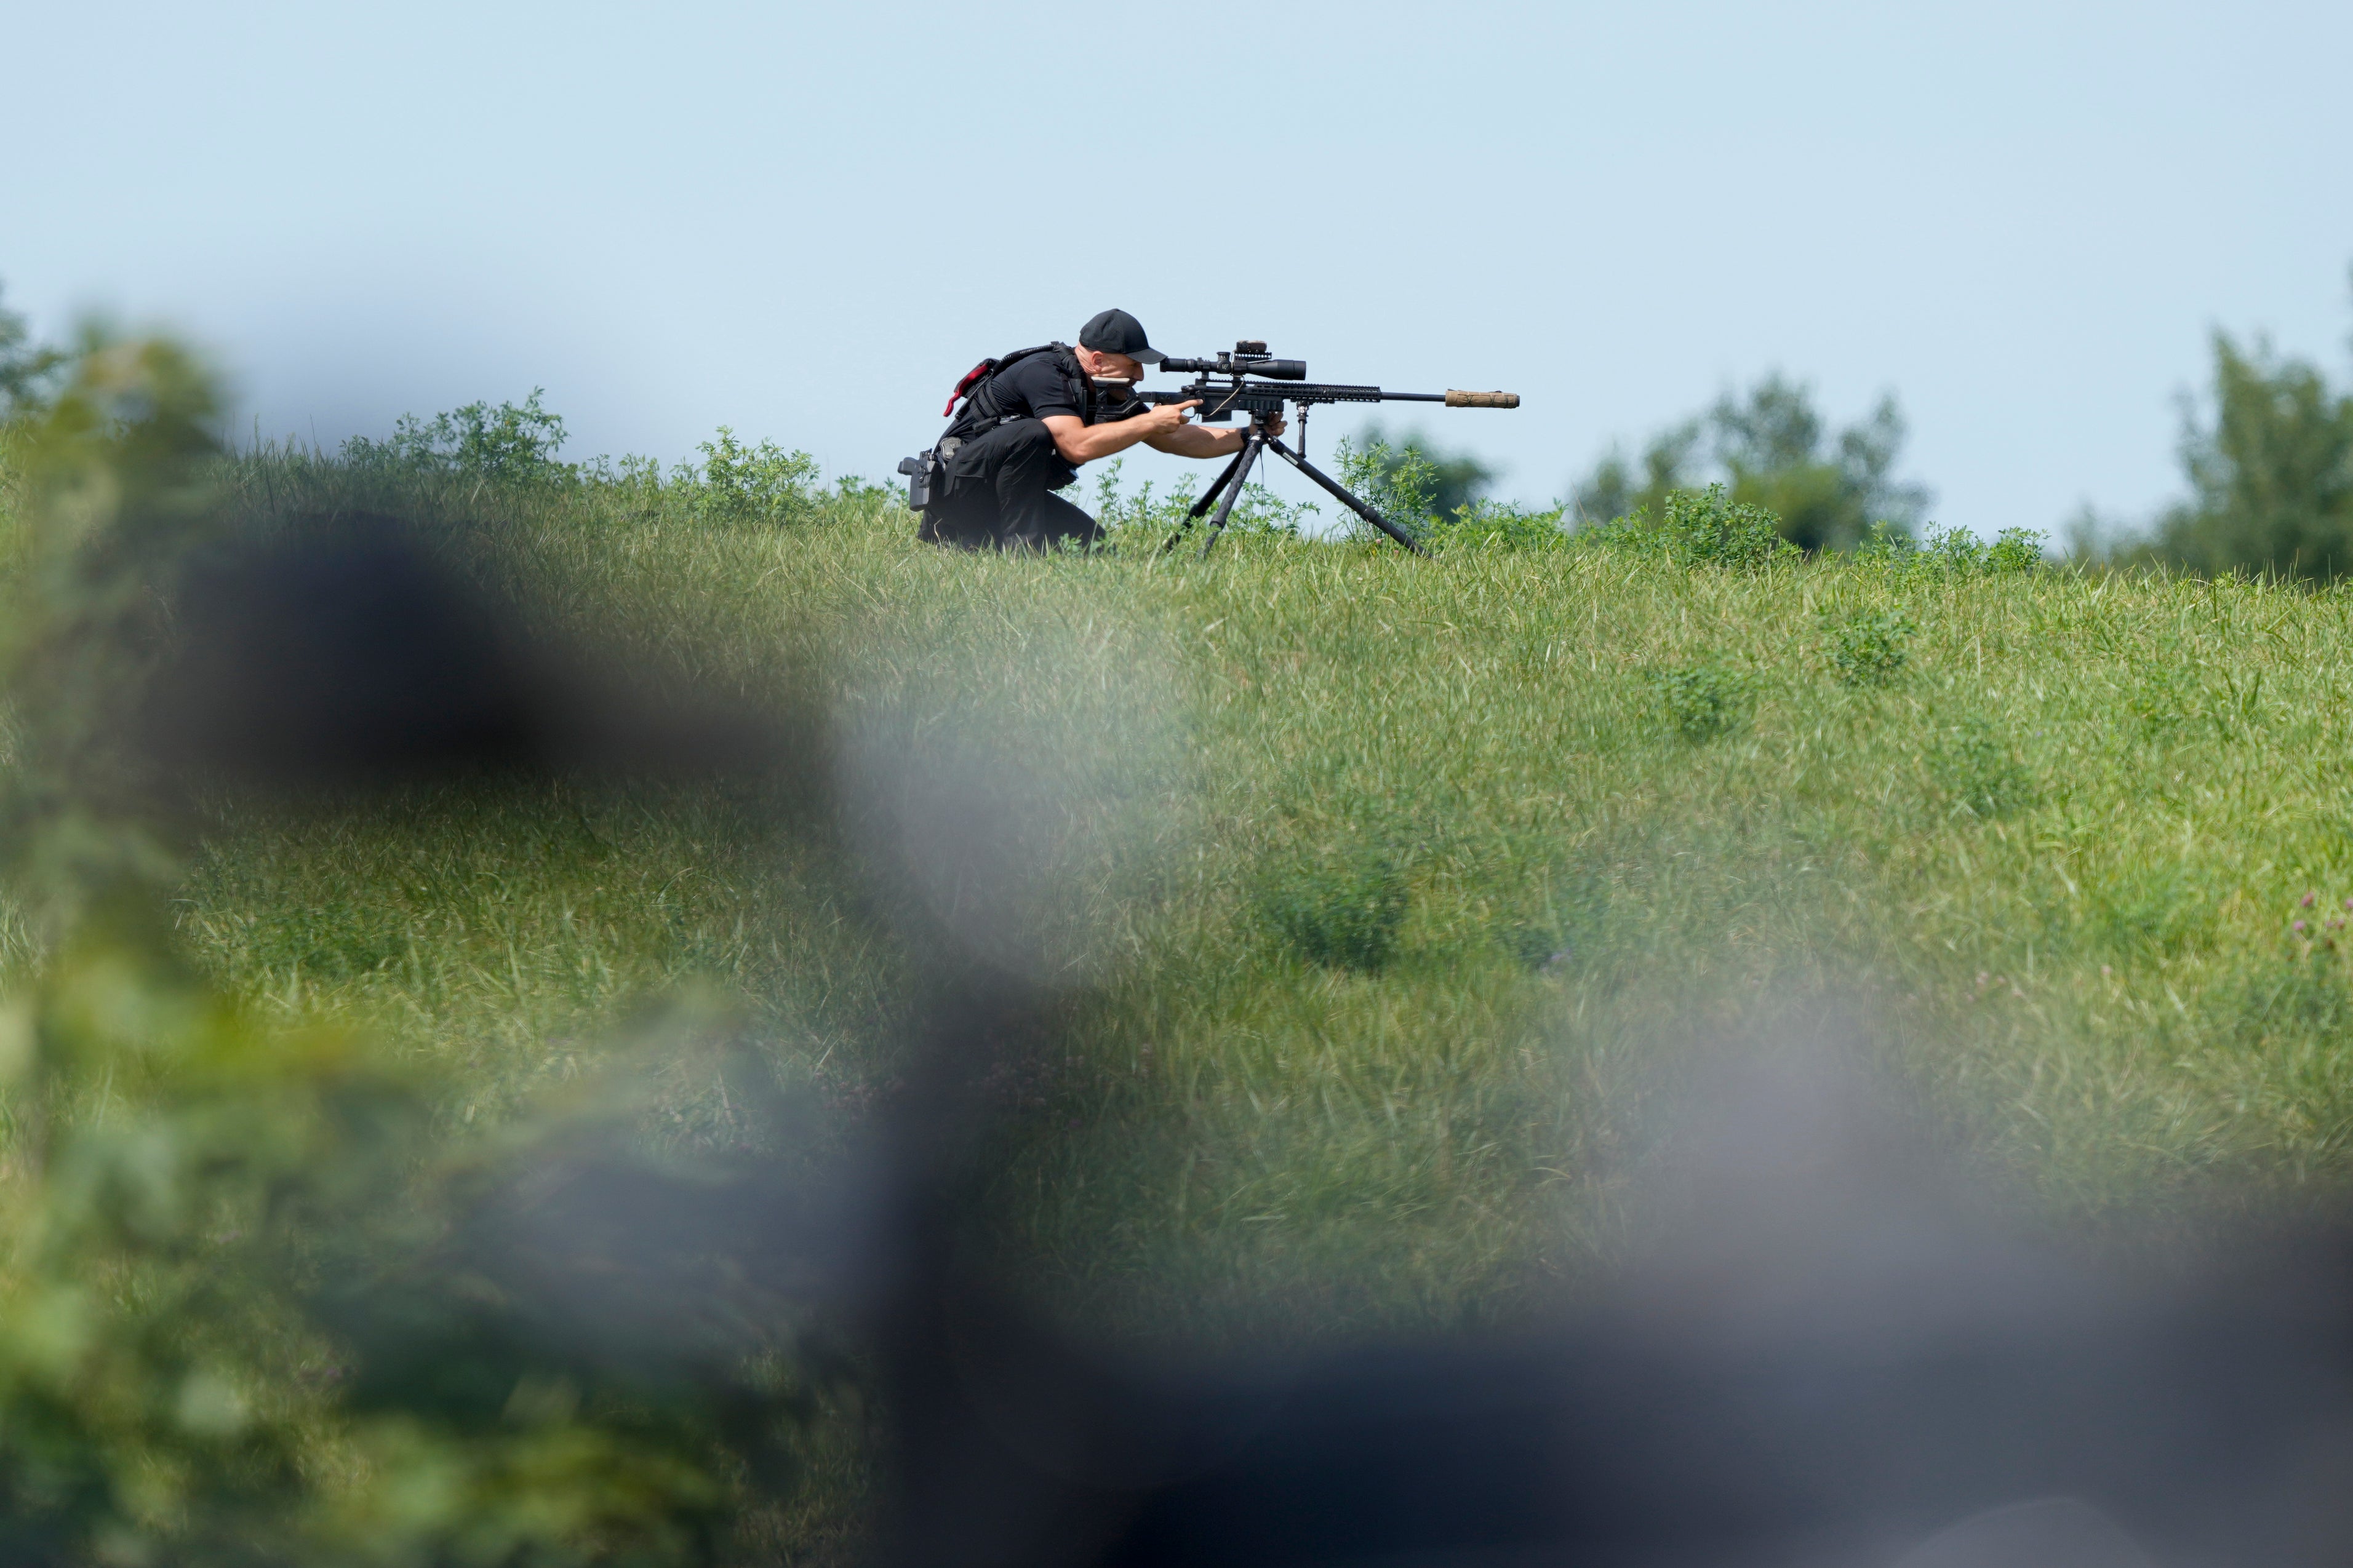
[2295,920,2310,934]
[2304,893,2317,907]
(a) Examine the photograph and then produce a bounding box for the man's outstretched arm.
[1141,412,1285,459]
[1042,404,1288,466]
[1042,402,1200,465]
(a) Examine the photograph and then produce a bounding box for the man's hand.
[1044,403,1288,466]
[1045,401,1212,465]
[1137,399,1202,437]
[1144,408,1284,459]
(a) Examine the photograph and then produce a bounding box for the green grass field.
[137,463,2353,1283]
[11,418,2353,1561]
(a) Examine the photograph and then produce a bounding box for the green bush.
[1855,522,2047,578]
[1648,663,1750,742]
[1662,484,1794,567]
[1986,526,2047,572]
[1588,484,1793,568]
[680,428,822,524]
[1823,607,1916,686]
[354,388,573,486]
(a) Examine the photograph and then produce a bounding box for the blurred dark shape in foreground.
[148,512,785,787]
[876,1019,2353,1568]
[8,331,2353,1568]
[1893,1500,2154,1568]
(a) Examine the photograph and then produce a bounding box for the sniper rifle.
[1104,341,1517,557]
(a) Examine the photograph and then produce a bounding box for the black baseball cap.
[1078,308,1163,364]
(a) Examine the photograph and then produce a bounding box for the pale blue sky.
[6,1,2349,536]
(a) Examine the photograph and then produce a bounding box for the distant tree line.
[1569,374,1932,551]
[2104,272,2353,579]
[1356,373,1933,554]
[1382,265,2353,579]
[0,282,66,414]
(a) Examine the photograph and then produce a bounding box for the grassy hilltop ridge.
[10,418,2353,1561]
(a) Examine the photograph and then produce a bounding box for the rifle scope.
[1160,340,1308,381]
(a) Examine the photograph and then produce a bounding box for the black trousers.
[917,419,1101,551]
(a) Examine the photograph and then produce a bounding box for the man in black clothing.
[918,308,1282,550]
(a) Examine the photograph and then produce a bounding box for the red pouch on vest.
[943,361,996,418]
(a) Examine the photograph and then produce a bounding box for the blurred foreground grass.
[10,367,2353,1562]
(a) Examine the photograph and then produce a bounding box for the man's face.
[1077,346,1145,383]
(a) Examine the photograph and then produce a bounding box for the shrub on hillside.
[1853,521,2048,578]
[1588,484,1794,568]
[1352,423,1495,519]
[677,426,822,523]
[351,388,574,487]
[1985,526,2047,573]
[1664,484,1794,566]
[1648,663,1751,742]
[1823,607,1916,686]
[337,392,838,528]
[1334,434,1444,545]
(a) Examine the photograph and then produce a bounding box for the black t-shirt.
[984,350,1087,424]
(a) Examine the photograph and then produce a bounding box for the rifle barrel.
[1137,383,1516,409]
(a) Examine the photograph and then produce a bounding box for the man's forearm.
[1052,419,1157,465]
[1145,424,1244,459]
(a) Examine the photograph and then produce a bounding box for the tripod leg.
[1196,432,1265,560]
[1190,445,1250,519]
[1158,443,1252,555]
[1264,437,1429,557]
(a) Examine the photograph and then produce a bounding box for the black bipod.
[1159,411,1429,560]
